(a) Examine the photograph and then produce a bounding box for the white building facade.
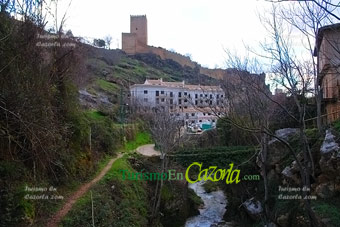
[130,79,227,129]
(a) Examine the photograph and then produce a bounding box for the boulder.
[281,161,301,185]
[275,128,299,141]
[242,197,263,220]
[320,130,339,155]
[257,128,299,169]
[319,130,340,179]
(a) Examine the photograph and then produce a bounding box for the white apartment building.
[130,79,226,129]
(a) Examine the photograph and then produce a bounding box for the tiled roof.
[140,79,222,91]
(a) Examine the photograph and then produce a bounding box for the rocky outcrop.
[314,130,340,199]
[78,89,113,108]
[242,197,263,220]
[320,130,339,154]
[319,130,340,179]
[257,128,299,180]
[281,164,301,185]
[274,128,299,141]
[257,128,298,167]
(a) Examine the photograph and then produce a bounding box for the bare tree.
[104,35,112,49]
[135,106,185,218]
[259,5,318,225]
[273,0,338,131]
[265,0,340,21]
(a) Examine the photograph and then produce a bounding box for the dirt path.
[135,144,160,157]
[46,153,123,227]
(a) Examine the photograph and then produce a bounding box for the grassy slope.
[60,129,154,226]
[85,53,174,108]
[125,132,152,151]
[61,155,149,227]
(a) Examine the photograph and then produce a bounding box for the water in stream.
[185,180,227,227]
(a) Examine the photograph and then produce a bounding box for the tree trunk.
[155,155,166,216]
[152,153,166,218]
[261,131,269,223]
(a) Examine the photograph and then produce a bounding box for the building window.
[200,100,203,104]
[184,99,188,103]
[144,90,148,94]
[200,94,203,97]
[195,94,198,99]
[191,113,195,116]
[210,94,212,99]
[176,113,180,116]
[161,98,165,102]
[221,95,223,98]
[209,100,212,105]
[212,119,215,122]
[170,92,173,97]
[217,94,219,98]
[203,113,206,116]
[156,98,159,104]
[178,92,182,97]
[195,100,198,105]
[191,120,195,124]
[184,92,187,96]
[179,99,182,104]
[156,91,159,96]
[208,113,211,115]
[161,91,165,95]
[144,98,148,102]
[217,100,219,105]
[205,94,208,97]
[184,106,188,109]
[170,99,173,104]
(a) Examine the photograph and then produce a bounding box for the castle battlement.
[130,15,146,18]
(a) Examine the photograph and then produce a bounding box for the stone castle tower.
[122,15,148,54]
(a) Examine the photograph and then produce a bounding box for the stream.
[185,180,228,227]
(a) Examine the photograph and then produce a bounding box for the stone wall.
[122,33,136,54]
[199,68,226,80]
[146,46,197,68]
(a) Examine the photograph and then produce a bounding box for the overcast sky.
[53,0,308,69]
